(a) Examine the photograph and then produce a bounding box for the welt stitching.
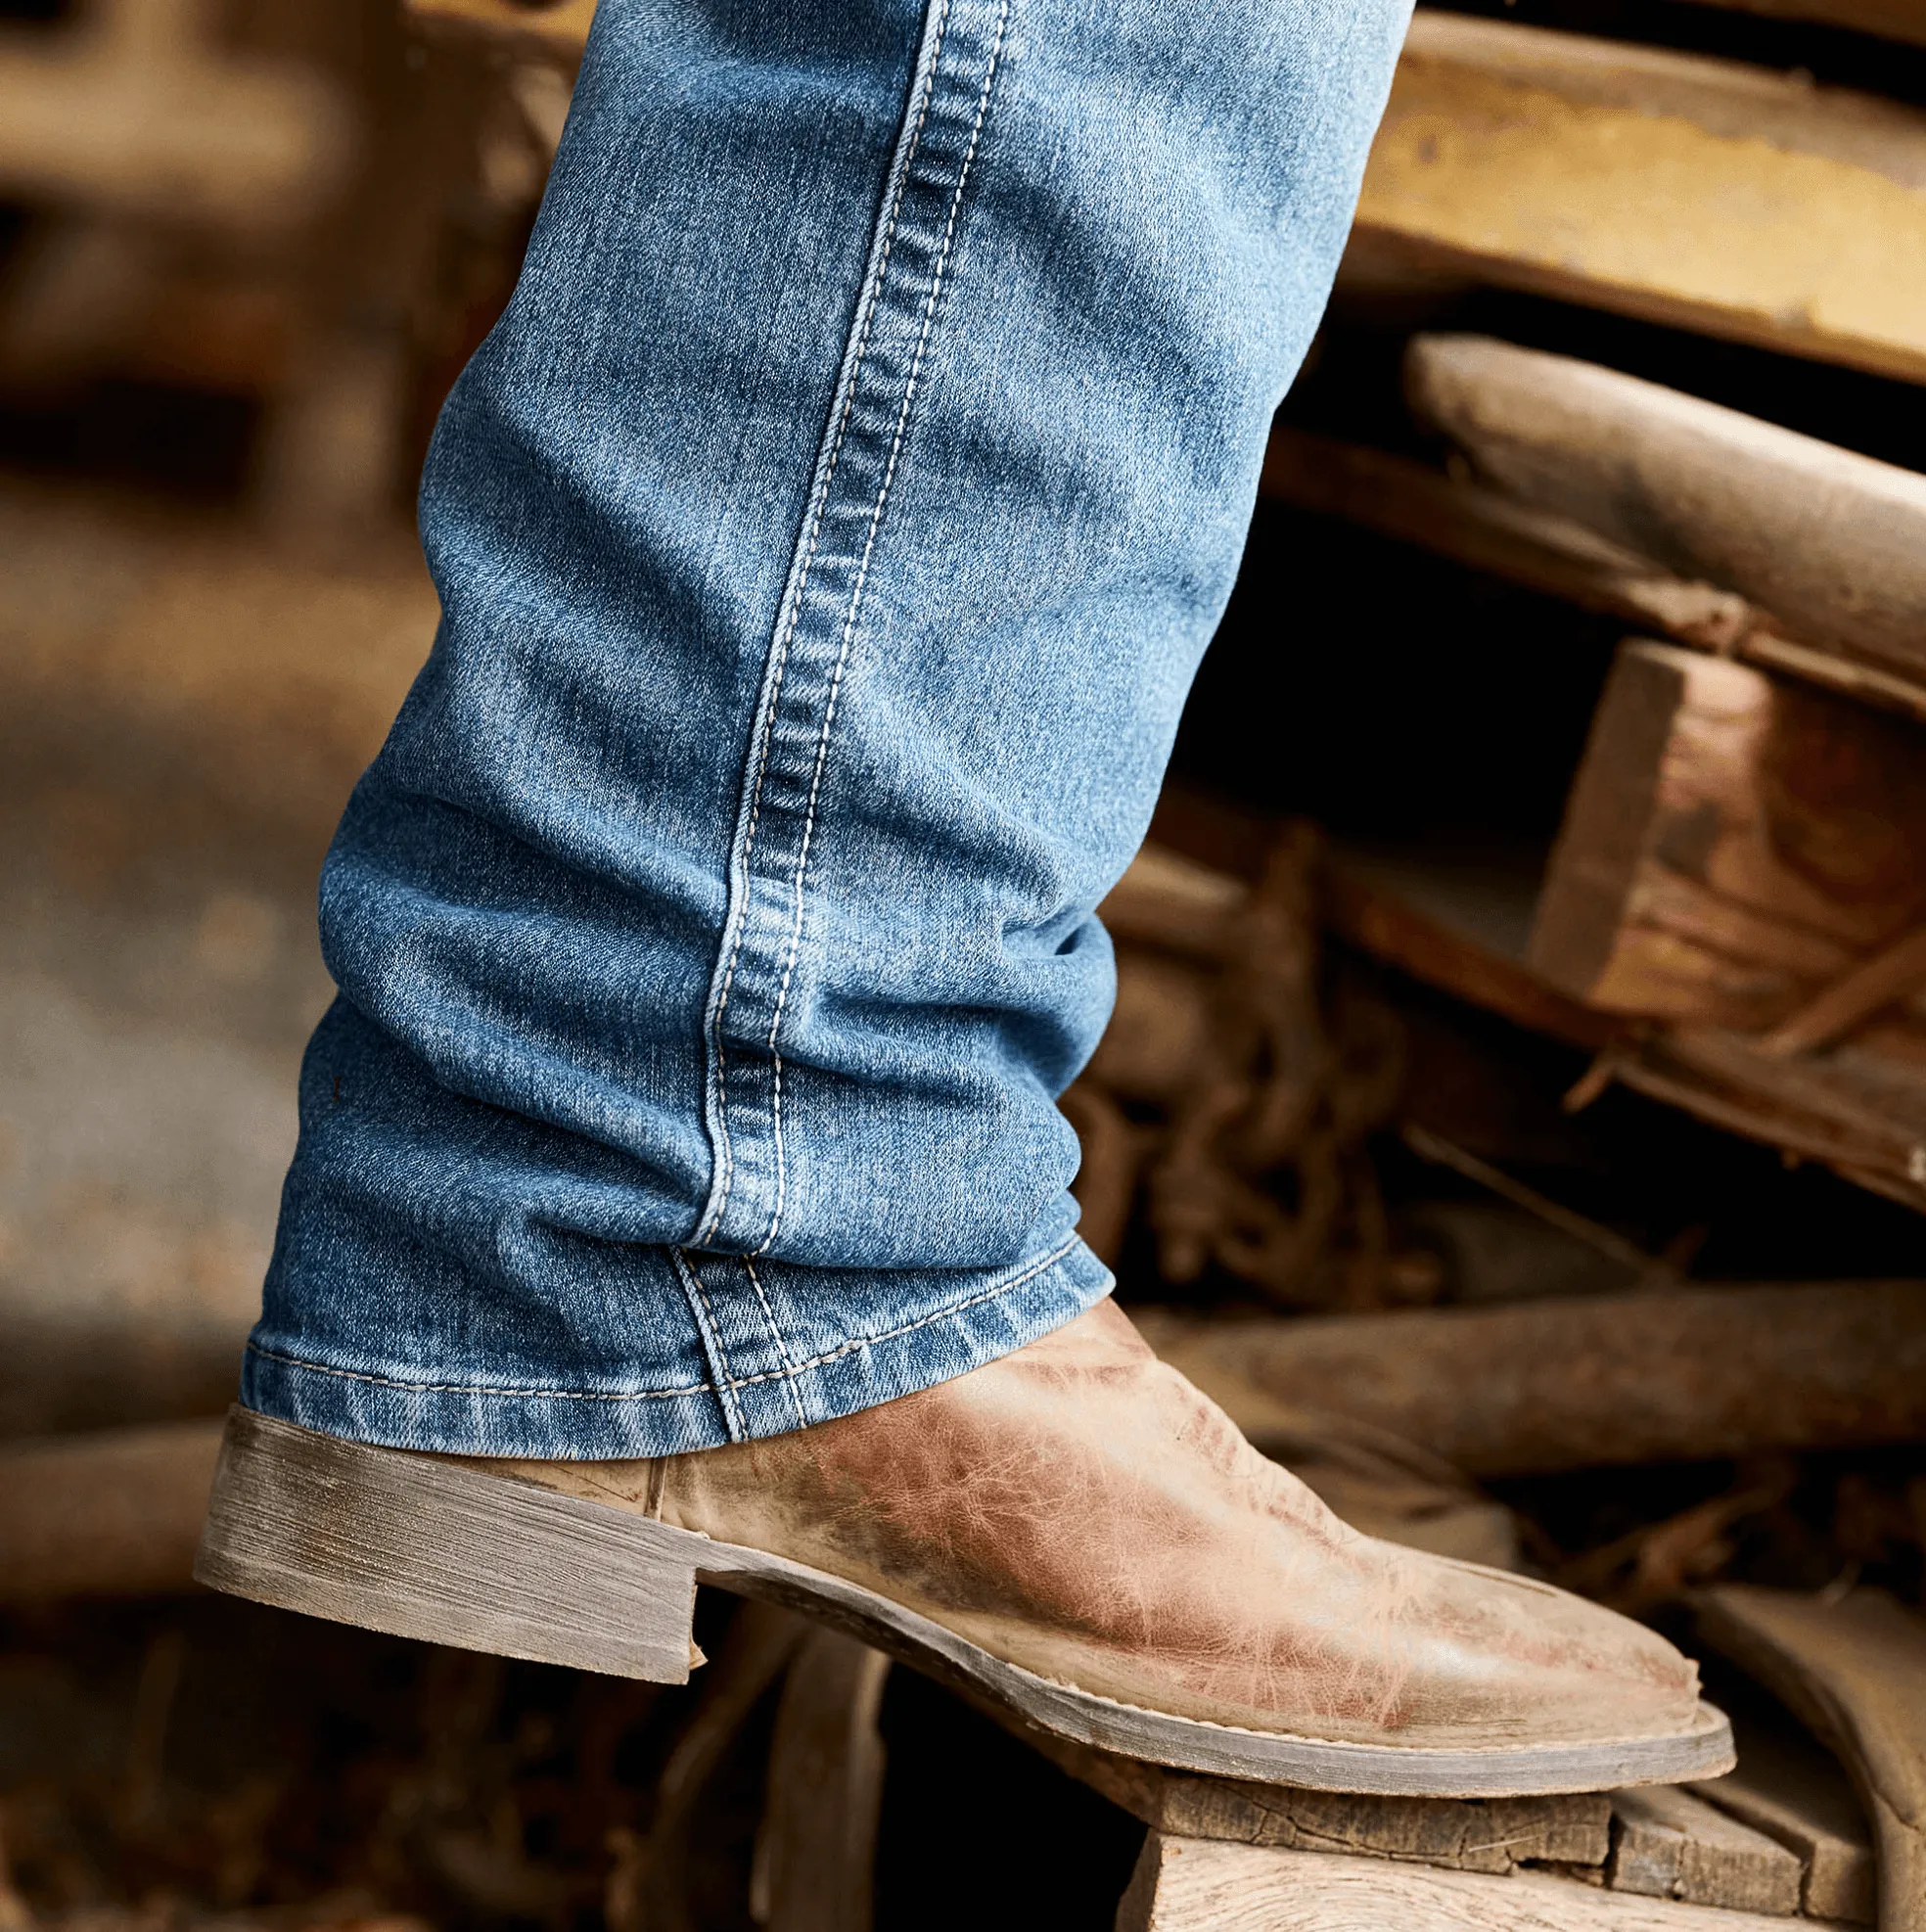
[742,1256,809,1431]
[244,1233,1084,1403]
[672,1247,747,1439]
[754,0,1014,1260]
[696,0,956,1249]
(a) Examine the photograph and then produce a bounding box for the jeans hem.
[239,1238,1114,1459]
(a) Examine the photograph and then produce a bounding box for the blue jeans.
[245,0,1410,1456]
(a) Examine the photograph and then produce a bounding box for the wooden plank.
[0,0,355,235]
[1117,1834,1818,1932]
[1608,1785,1803,1914]
[755,1632,890,1932]
[1528,641,1926,1035]
[0,1419,222,1602]
[1693,1734,1877,1924]
[1405,336,1926,685]
[1258,428,1926,727]
[1147,1281,1926,1478]
[404,0,598,57]
[1359,14,1926,388]
[1697,1587,1926,1932]
[1688,0,1926,48]
[1024,1729,1609,1872]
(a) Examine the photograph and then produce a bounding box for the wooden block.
[1693,1735,1876,1923]
[1698,1586,1926,1932]
[755,1631,890,1932]
[1529,641,1926,1035]
[1148,1281,1926,1478]
[1117,1834,1821,1932]
[1356,13,1926,387]
[1608,1785,1802,1914]
[1405,336,1926,687]
[1033,1732,1608,1873]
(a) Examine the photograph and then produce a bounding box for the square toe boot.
[197,1299,1732,1797]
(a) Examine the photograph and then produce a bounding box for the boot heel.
[195,1406,700,1683]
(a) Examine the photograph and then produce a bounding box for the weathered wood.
[1529,641,1926,1035]
[0,0,354,235]
[640,1603,808,1932]
[1406,336,1926,685]
[755,1631,890,1932]
[1148,1281,1926,1478]
[1697,1587,1926,1932]
[1025,1729,1608,1873]
[1258,429,1926,727]
[1693,1731,1877,1923]
[1607,1785,1803,1914]
[1117,1834,1816,1932]
[1358,15,1926,387]
[1688,0,1926,48]
[0,1418,222,1601]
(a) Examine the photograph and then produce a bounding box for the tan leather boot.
[197,1298,1731,1796]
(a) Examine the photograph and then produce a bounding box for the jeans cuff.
[239,1236,1114,1460]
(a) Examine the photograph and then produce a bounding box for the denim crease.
[243,0,1412,1456]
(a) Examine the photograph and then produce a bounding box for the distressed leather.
[482,1299,1702,1748]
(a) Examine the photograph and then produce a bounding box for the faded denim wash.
[245,0,1412,1455]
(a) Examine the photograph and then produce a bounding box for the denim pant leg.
[243,0,1411,1456]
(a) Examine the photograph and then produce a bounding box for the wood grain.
[1025,1729,1609,1872]
[1693,1736,1876,1923]
[1697,1586,1926,1932]
[1150,1281,1926,1478]
[1607,1785,1802,1914]
[1529,641,1926,1035]
[1117,1835,1815,1932]
[1358,14,1926,386]
[1406,336,1926,685]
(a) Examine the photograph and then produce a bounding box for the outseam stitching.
[742,1257,810,1431]
[696,0,956,1251]
[754,0,1014,1260]
[245,1233,1085,1404]
[671,1247,748,1440]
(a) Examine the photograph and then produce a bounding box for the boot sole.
[195,1406,1733,1798]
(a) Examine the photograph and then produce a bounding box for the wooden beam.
[1118,1834,1815,1932]
[1259,427,1926,726]
[1358,13,1926,387]
[757,1632,890,1932]
[1147,1280,1926,1477]
[1405,335,1926,686]
[1697,1587,1926,1932]
[1530,641,1926,1035]
[0,1418,221,1601]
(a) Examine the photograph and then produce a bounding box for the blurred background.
[5,3,1926,1930]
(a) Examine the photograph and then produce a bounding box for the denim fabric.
[245,0,1411,1455]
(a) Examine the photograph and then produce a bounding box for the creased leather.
[482,1300,1702,1749]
